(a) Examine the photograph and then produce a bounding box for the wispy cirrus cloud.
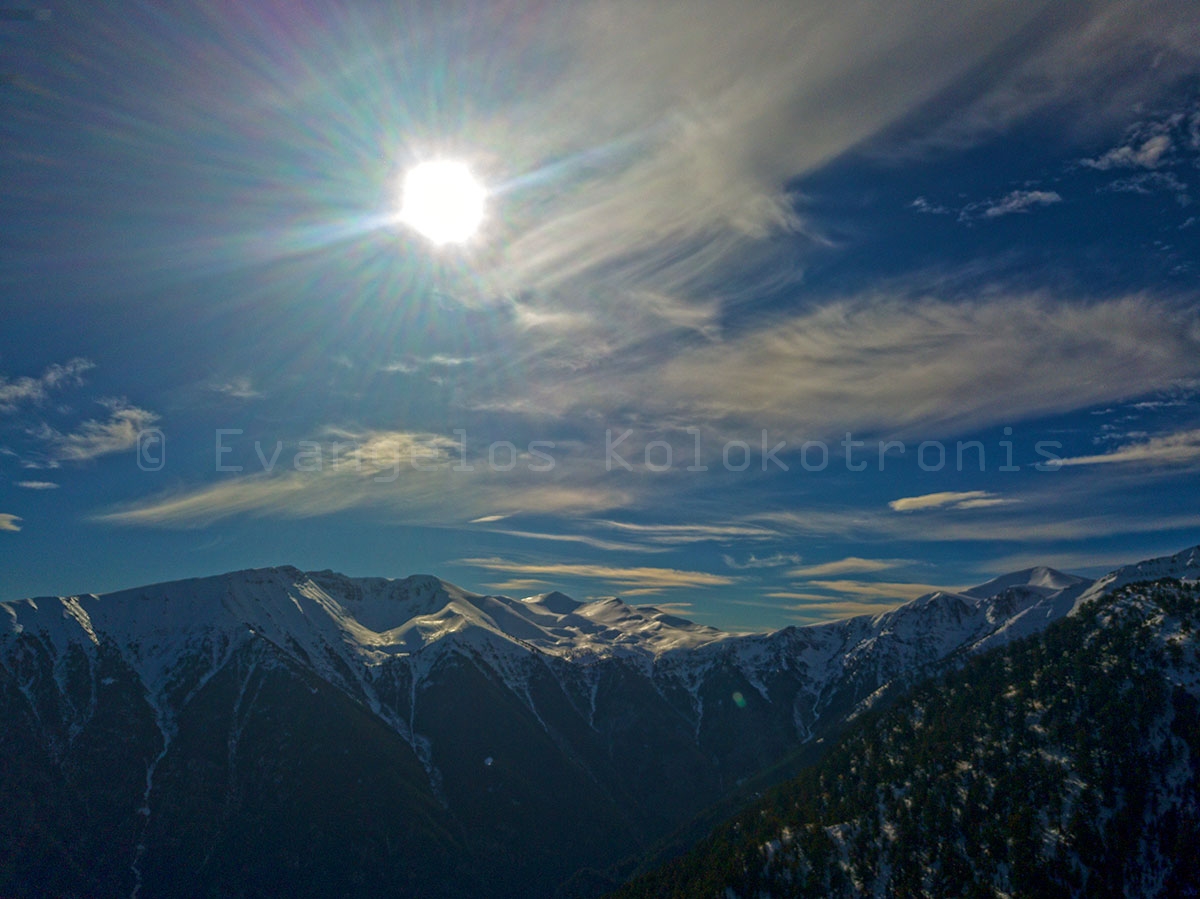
[0,358,94,413]
[591,520,779,544]
[208,377,263,400]
[459,557,737,590]
[486,528,664,554]
[97,427,632,527]
[788,556,911,577]
[514,294,1200,443]
[485,578,554,595]
[910,196,951,215]
[38,399,159,463]
[722,552,803,569]
[1056,429,1200,467]
[756,502,1200,543]
[16,480,58,490]
[754,595,914,621]
[971,189,1063,219]
[0,513,21,532]
[888,491,1010,512]
[480,0,1076,298]
[806,579,952,601]
[1102,171,1189,202]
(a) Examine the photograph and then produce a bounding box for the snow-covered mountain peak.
[520,590,583,616]
[962,566,1092,600]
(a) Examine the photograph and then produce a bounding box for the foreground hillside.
[612,577,1200,898]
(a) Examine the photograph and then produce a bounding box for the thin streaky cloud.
[39,400,159,463]
[490,528,665,554]
[978,189,1062,219]
[458,557,737,589]
[806,579,956,601]
[889,491,999,512]
[94,428,633,527]
[537,295,1200,442]
[736,596,914,619]
[787,557,911,577]
[16,481,59,490]
[483,0,1062,296]
[762,592,840,602]
[722,552,804,569]
[593,520,779,542]
[0,513,21,532]
[974,549,1138,576]
[758,507,1200,543]
[953,497,1018,510]
[486,578,553,594]
[208,376,264,400]
[1056,429,1200,467]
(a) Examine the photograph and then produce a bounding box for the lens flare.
[398,160,487,246]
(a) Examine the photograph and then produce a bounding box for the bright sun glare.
[398,160,487,246]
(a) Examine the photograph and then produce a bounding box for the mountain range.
[2,546,1198,897]
[614,561,1200,898]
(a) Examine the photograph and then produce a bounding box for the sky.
[2,0,1200,630]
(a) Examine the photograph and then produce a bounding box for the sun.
[398,160,487,246]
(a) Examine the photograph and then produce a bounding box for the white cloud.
[0,513,21,532]
[1083,133,1173,170]
[626,295,1200,440]
[459,557,737,590]
[40,399,159,463]
[953,497,1016,510]
[208,377,263,400]
[889,491,1002,512]
[722,552,804,569]
[978,189,1063,218]
[788,556,910,577]
[16,480,58,490]
[0,358,94,412]
[96,427,632,527]
[806,579,952,601]
[488,528,663,554]
[1102,171,1190,203]
[485,578,554,594]
[477,0,1066,297]
[757,506,1200,543]
[592,520,779,544]
[1056,429,1200,467]
[382,355,475,374]
[910,196,950,215]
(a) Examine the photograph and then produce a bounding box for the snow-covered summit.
[963,566,1092,600]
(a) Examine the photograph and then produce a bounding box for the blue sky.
[3,1,1200,630]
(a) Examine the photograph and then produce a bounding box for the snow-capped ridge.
[1072,544,1200,613]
